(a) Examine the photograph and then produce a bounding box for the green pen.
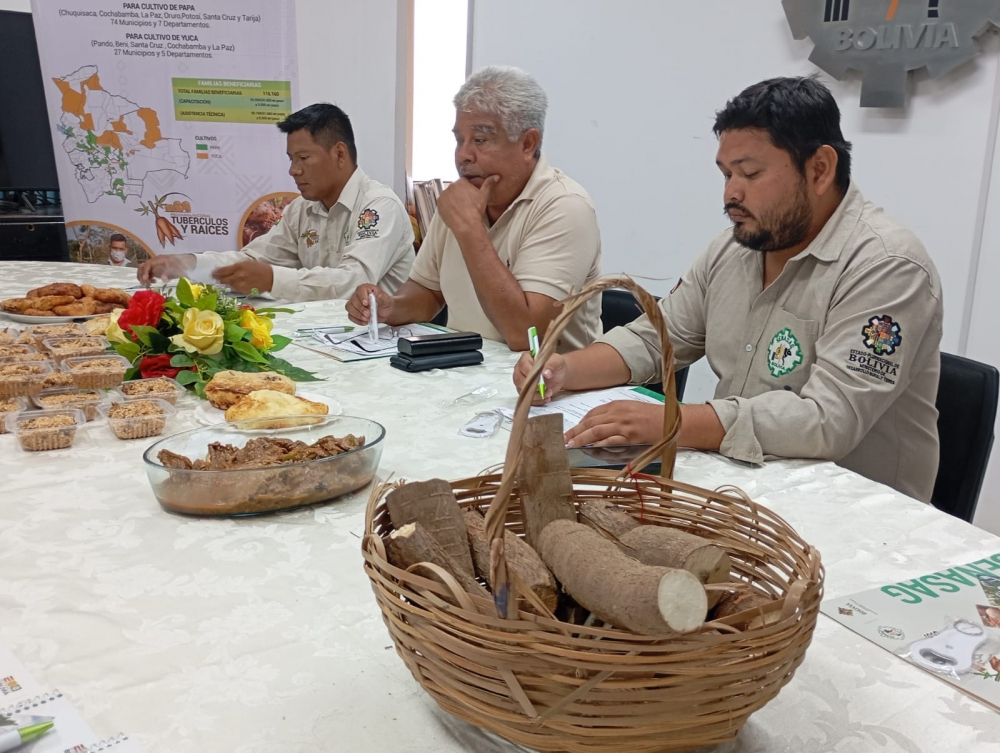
[528,326,545,399]
[0,719,54,751]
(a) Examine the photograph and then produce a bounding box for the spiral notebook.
[1,690,146,752]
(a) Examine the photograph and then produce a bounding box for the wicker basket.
[362,278,823,752]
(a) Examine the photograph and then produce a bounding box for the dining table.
[1,260,999,753]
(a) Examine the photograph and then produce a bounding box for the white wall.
[0,0,30,10]
[296,0,409,196]
[471,0,1000,531]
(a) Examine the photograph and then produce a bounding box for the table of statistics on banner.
[30,0,300,263]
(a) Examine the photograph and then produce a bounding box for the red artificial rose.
[118,290,166,338]
[138,354,193,380]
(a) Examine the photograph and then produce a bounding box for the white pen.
[367,291,379,344]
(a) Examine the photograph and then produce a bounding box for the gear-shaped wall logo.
[783,0,1000,107]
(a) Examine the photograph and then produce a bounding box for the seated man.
[346,66,602,352]
[107,233,133,267]
[137,104,414,301]
[515,77,943,502]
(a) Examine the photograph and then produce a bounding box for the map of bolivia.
[53,65,190,203]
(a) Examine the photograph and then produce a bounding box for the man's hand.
[513,352,570,405]
[564,401,665,448]
[212,260,274,295]
[137,253,196,284]
[436,175,500,239]
[346,283,393,325]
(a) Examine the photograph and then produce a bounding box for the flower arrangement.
[106,278,319,396]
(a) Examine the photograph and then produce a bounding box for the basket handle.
[483,276,681,617]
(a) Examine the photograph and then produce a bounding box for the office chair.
[600,288,688,401]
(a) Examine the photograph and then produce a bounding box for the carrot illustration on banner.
[134,193,188,247]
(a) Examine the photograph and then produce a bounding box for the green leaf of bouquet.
[268,334,292,352]
[123,365,140,381]
[170,353,195,367]
[194,292,218,312]
[113,341,141,363]
[175,369,200,386]
[232,340,268,364]
[176,278,196,307]
[128,325,159,347]
[266,356,323,382]
[225,322,251,342]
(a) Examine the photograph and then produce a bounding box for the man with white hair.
[347,66,602,352]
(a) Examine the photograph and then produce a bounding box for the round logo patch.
[767,328,803,378]
[862,315,902,356]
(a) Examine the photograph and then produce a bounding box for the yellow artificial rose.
[170,308,225,355]
[240,309,274,350]
[105,307,130,345]
[188,282,204,300]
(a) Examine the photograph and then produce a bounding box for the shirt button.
[745,343,753,352]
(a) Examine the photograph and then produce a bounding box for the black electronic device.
[397,331,483,357]
[389,350,484,372]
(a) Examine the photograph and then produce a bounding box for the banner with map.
[30,0,299,267]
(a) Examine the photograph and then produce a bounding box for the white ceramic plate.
[2,311,104,324]
[193,391,343,426]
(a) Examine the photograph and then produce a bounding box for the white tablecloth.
[1,262,999,752]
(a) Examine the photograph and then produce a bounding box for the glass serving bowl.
[142,415,385,517]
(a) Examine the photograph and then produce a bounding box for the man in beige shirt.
[137,104,413,301]
[515,77,943,501]
[346,66,602,352]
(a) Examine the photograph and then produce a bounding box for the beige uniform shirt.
[600,183,943,502]
[192,167,414,301]
[409,155,602,352]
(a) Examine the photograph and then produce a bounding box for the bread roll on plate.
[224,389,329,428]
[204,370,295,409]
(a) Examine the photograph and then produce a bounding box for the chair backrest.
[932,353,999,522]
[600,289,688,402]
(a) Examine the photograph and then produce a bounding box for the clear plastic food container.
[32,388,109,421]
[115,376,185,405]
[5,408,86,451]
[61,353,132,389]
[98,398,176,440]
[25,322,88,345]
[0,344,38,359]
[42,336,109,362]
[143,415,385,516]
[0,396,29,435]
[0,358,55,398]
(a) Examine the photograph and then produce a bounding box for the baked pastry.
[34,390,104,421]
[83,315,112,335]
[225,389,329,428]
[2,295,76,313]
[204,370,295,409]
[93,288,132,306]
[22,309,56,317]
[105,399,167,439]
[28,283,83,299]
[52,298,98,317]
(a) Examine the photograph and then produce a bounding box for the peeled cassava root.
[538,520,708,635]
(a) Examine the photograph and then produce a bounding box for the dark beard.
[727,190,812,253]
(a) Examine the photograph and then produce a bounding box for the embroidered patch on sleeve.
[356,208,380,239]
[862,315,902,356]
[299,229,319,247]
[766,328,803,378]
[847,315,903,385]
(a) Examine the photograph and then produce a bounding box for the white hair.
[454,66,547,158]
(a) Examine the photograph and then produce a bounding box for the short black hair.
[713,76,852,193]
[278,103,357,164]
[109,233,127,244]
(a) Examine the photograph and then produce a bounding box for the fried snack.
[225,389,329,428]
[81,284,98,298]
[93,302,119,315]
[52,299,98,316]
[23,309,56,317]
[204,370,296,410]
[93,288,131,306]
[2,298,35,313]
[27,283,84,299]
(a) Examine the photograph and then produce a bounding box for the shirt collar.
[304,167,366,217]
[511,153,555,207]
[795,180,864,263]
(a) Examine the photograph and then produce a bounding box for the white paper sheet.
[497,386,665,433]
